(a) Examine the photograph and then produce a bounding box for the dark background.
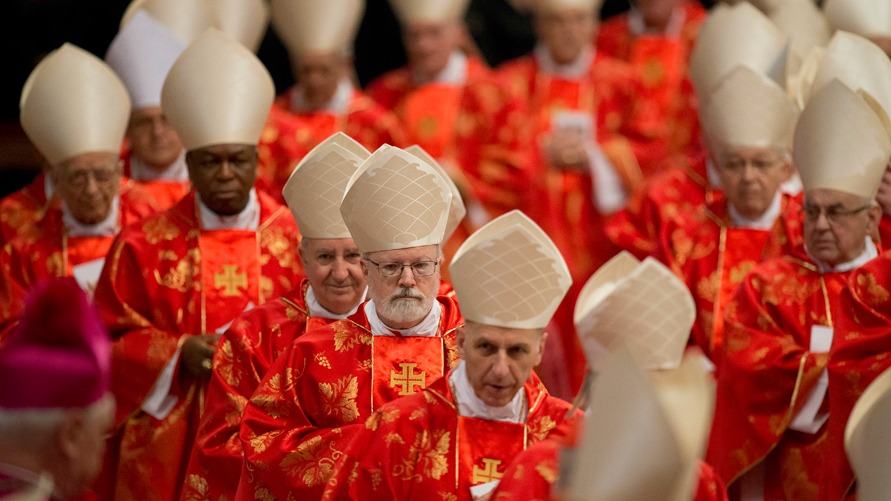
[0,0,717,197]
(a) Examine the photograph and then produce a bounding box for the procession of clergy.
[3,0,891,499]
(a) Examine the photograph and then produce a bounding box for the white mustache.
[390,287,424,300]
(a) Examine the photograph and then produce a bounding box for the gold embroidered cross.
[472,458,504,484]
[389,363,425,395]
[214,264,247,296]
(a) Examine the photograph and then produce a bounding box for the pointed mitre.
[210,0,270,53]
[700,65,799,154]
[405,145,466,242]
[532,0,604,13]
[845,366,891,501]
[120,0,217,45]
[824,0,891,39]
[573,251,695,373]
[808,31,891,126]
[794,80,891,199]
[388,0,470,25]
[450,210,571,329]
[340,145,452,253]
[563,346,714,501]
[271,0,364,57]
[105,10,186,110]
[689,2,787,97]
[20,44,130,166]
[161,28,275,151]
[282,132,369,239]
[767,0,830,70]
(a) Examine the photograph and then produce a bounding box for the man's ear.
[57,409,87,460]
[456,325,466,358]
[536,331,548,365]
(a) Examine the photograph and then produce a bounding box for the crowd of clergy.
[3,0,891,499]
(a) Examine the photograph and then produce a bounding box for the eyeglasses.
[802,204,870,225]
[722,158,782,174]
[60,168,119,189]
[364,258,438,277]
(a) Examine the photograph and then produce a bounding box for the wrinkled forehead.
[57,151,120,171]
[463,320,543,343]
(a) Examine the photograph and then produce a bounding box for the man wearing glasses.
[657,65,800,368]
[237,145,464,500]
[706,81,888,500]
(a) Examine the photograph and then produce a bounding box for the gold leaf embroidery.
[154,249,198,292]
[182,474,209,501]
[528,415,557,443]
[280,435,338,487]
[535,458,558,483]
[858,272,890,306]
[319,375,359,422]
[393,429,451,482]
[218,339,242,387]
[143,215,180,245]
[315,353,331,369]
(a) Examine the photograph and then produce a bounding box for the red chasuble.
[596,1,707,174]
[821,251,891,501]
[0,173,50,246]
[181,280,341,501]
[92,190,303,501]
[705,246,858,499]
[321,373,578,501]
[659,193,803,365]
[255,90,407,204]
[236,295,463,501]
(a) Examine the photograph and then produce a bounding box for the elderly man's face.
[362,244,442,329]
[803,189,881,266]
[52,152,122,225]
[718,147,791,220]
[402,21,464,82]
[299,237,366,315]
[186,144,258,216]
[457,321,545,407]
[126,106,183,171]
[534,7,596,65]
[294,53,349,112]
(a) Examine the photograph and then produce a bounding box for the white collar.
[62,197,119,237]
[365,299,442,337]
[627,5,685,37]
[534,43,593,79]
[414,51,468,86]
[729,191,782,230]
[197,188,260,231]
[129,151,188,182]
[448,360,527,423]
[806,237,879,273]
[290,78,354,115]
[306,285,367,320]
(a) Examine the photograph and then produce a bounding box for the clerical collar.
[291,78,354,115]
[365,299,442,337]
[197,189,260,231]
[534,43,593,79]
[628,5,685,37]
[806,237,879,273]
[44,174,55,200]
[306,285,367,320]
[129,151,188,182]
[414,51,468,86]
[62,197,119,237]
[448,360,527,423]
[729,191,781,230]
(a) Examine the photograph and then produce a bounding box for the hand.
[544,128,589,171]
[180,333,220,378]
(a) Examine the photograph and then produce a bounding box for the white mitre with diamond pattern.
[573,251,695,373]
[404,145,466,242]
[283,132,369,239]
[794,79,891,199]
[450,210,571,329]
[20,44,131,166]
[340,145,452,253]
[846,366,891,501]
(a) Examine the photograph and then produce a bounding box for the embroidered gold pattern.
[390,363,426,395]
[319,375,359,422]
[472,458,504,484]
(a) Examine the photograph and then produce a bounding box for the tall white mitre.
[271,0,364,58]
[846,366,891,501]
[450,210,571,329]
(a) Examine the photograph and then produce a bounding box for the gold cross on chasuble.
[214,264,248,296]
[390,363,426,396]
[472,458,504,484]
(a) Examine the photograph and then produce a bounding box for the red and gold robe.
[705,246,859,499]
[181,279,337,501]
[596,1,707,174]
[496,51,650,396]
[820,251,891,501]
[254,89,407,203]
[92,190,303,501]
[658,193,803,365]
[605,152,716,260]
[322,372,578,501]
[236,296,463,500]
[0,173,50,246]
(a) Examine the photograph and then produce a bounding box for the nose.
[490,352,510,378]
[396,265,416,287]
[814,210,832,230]
[217,160,237,179]
[330,258,350,282]
[741,163,758,181]
[83,173,101,194]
